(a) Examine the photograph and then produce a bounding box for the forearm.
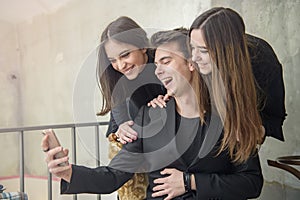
[192,155,263,199]
[61,165,133,194]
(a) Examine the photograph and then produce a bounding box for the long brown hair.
[97,16,149,116]
[190,7,263,163]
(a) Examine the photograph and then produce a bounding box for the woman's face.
[104,39,147,80]
[190,29,212,75]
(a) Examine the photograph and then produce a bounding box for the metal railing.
[0,121,109,200]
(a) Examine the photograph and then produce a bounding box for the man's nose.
[155,64,164,76]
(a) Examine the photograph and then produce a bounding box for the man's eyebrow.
[155,56,172,64]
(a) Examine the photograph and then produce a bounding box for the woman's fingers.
[117,121,138,144]
[41,134,49,152]
[48,155,69,169]
[147,95,168,108]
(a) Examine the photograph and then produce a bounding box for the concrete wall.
[0,20,22,178]
[0,20,21,127]
[0,0,299,196]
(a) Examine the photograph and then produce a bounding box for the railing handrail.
[0,121,109,200]
[0,121,109,133]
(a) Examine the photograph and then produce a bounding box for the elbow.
[257,175,264,197]
[251,174,264,198]
[103,187,119,194]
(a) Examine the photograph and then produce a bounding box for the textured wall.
[0,20,21,176]
[0,20,21,127]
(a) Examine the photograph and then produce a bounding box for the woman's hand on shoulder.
[116,121,138,144]
[147,94,170,108]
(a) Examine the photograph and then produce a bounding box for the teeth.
[124,66,134,74]
[161,77,172,86]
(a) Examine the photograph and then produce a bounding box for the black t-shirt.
[175,111,205,166]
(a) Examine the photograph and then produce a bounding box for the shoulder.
[246,34,282,80]
[246,34,280,63]
[247,34,270,48]
[134,98,175,126]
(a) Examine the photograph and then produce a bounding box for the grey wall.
[0,0,299,195]
[0,20,22,176]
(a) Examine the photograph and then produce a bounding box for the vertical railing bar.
[71,126,77,164]
[48,171,52,200]
[95,125,100,167]
[71,127,77,200]
[19,131,25,192]
[95,125,101,200]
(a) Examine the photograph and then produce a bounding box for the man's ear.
[188,60,195,72]
[142,48,147,54]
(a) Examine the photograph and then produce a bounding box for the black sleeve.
[108,106,149,173]
[61,165,133,194]
[195,153,263,200]
[260,64,286,141]
[61,106,147,194]
[105,100,132,137]
[105,112,119,137]
[247,34,287,141]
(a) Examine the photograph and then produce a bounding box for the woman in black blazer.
[96,16,165,139]
[96,16,165,199]
[43,21,264,199]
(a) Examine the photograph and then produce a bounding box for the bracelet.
[183,172,191,193]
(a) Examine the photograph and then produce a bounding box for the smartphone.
[42,129,68,166]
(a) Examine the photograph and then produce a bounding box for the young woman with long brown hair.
[189,7,264,163]
[97,16,165,141]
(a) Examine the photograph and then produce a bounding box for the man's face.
[154,42,194,97]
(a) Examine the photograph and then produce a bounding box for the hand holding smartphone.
[42,129,69,166]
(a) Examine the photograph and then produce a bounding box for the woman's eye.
[191,46,208,54]
[109,59,116,63]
